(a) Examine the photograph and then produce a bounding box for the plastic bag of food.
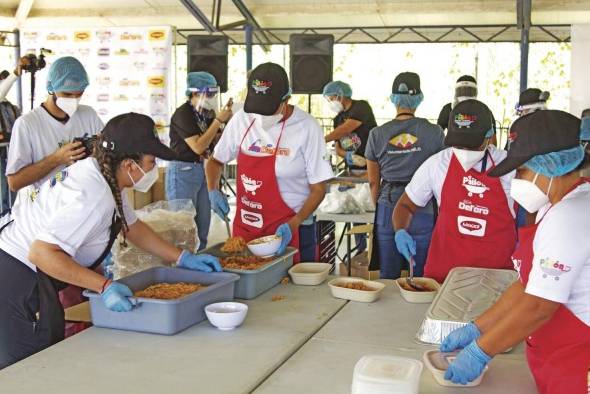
[112,199,197,279]
[352,183,375,212]
[319,190,364,214]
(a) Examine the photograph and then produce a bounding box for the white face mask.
[201,97,218,111]
[128,161,159,193]
[56,97,81,118]
[328,100,344,114]
[510,173,553,213]
[253,103,284,131]
[453,147,486,172]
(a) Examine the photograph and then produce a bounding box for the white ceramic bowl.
[289,262,332,286]
[205,302,248,331]
[395,277,440,303]
[247,235,282,257]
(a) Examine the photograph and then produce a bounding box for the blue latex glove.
[394,229,416,262]
[178,251,222,273]
[444,341,491,385]
[101,282,133,312]
[209,190,229,220]
[275,223,292,256]
[440,322,482,352]
[345,151,355,166]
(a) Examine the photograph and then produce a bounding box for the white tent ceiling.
[0,0,589,31]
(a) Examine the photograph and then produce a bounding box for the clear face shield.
[452,81,477,108]
[190,86,220,113]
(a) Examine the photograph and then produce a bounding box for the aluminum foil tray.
[415,267,518,345]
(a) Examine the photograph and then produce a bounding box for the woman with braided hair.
[0,113,221,370]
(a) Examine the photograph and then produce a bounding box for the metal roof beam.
[179,0,217,33]
[231,0,271,50]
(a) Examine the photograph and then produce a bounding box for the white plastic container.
[395,277,440,303]
[328,277,385,303]
[205,302,248,331]
[423,350,488,387]
[247,235,282,257]
[288,262,331,286]
[352,355,423,394]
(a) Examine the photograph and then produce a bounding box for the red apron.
[424,151,516,283]
[513,180,590,394]
[233,119,300,262]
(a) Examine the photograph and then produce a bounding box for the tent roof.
[0,0,587,43]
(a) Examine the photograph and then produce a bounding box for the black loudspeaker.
[289,34,334,94]
[187,35,229,93]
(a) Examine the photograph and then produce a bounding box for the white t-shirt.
[6,104,104,187]
[0,158,137,272]
[405,146,516,216]
[523,182,590,325]
[213,107,334,212]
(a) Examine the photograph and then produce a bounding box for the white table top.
[0,281,346,394]
[254,280,537,394]
[316,211,375,224]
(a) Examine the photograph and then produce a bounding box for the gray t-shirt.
[365,117,445,205]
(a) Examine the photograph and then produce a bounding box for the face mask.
[328,100,344,114]
[453,147,486,172]
[510,173,553,213]
[56,97,80,118]
[128,161,159,193]
[201,97,218,111]
[253,103,284,131]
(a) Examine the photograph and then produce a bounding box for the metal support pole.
[245,24,253,72]
[14,29,22,111]
[520,27,530,92]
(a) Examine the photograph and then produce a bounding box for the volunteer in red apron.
[441,110,590,392]
[0,113,221,369]
[393,100,517,283]
[206,63,333,262]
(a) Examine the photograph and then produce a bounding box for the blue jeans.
[166,161,211,251]
[372,186,434,279]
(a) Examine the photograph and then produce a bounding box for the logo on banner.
[98,108,109,116]
[115,48,130,56]
[539,258,571,281]
[47,33,67,41]
[78,48,91,56]
[23,32,38,42]
[74,31,91,42]
[120,78,140,87]
[120,32,143,40]
[458,199,489,215]
[241,196,263,210]
[98,48,110,56]
[97,94,110,102]
[149,30,167,41]
[151,47,167,56]
[98,63,110,70]
[457,215,487,237]
[97,30,113,42]
[462,175,489,198]
[97,76,111,87]
[241,209,263,229]
[241,175,263,195]
[147,76,165,88]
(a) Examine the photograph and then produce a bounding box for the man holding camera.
[6,56,103,193]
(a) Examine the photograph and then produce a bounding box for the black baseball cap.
[489,110,581,177]
[457,75,476,84]
[518,88,550,106]
[244,62,290,116]
[392,72,421,95]
[101,113,177,161]
[444,99,494,149]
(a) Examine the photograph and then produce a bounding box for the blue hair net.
[186,72,218,96]
[322,81,352,98]
[524,145,586,177]
[46,57,89,93]
[390,92,424,110]
[581,116,590,141]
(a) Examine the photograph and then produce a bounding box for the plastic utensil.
[223,215,231,238]
[406,256,428,291]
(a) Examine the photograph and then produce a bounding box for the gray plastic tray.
[83,267,239,335]
[200,243,297,299]
[415,267,518,345]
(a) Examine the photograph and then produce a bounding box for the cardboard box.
[338,251,380,280]
[151,167,166,202]
[126,188,153,210]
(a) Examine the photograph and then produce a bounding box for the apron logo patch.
[458,199,489,215]
[241,196,262,210]
[241,175,263,195]
[462,175,489,198]
[252,79,272,94]
[512,257,522,277]
[539,258,571,281]
[457,215,487,237]
[240,209,263,229]
[248,140,290,156]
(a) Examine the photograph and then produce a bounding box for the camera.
[73,135,98,158]
[22,48,52,74]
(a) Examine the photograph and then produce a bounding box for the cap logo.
[252,79,272,94]
[455,113,477,128]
